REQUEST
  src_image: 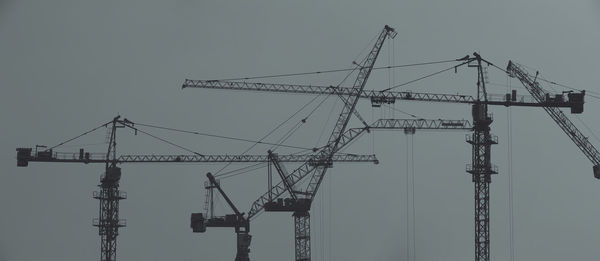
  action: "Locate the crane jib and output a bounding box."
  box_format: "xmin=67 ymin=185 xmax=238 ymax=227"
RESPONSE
xmin=182 ymin=80 xmax=581 ymax=111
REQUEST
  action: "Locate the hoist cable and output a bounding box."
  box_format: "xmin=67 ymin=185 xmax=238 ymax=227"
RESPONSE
xmin=538 ymin=75 xmax=600 ymax=99
xmin=575 ymin=115 xmax=600 ymax=144
xmin=320 ymin=177 xmax=325 ymax=261
xmin=52 ymin=142 xmax=108 ymax=149
xmin=269 ymin=94 xmax=336 ymax=152
xmin=507 ymin=75 xmax=515 ymax=261
xmin=46 ymin=120 xmax=112 ymax=151
xmin=217 ymin=163 xmax=268 ymax=180
xmin=538 ymin=76 xmax=600 ymax=96
xmin=269 ymin=121 xmax=303 ymax=152
xmin=316 ymin=97 xmax=338 ymax=148
xmin=122 ymin=124 xmax=204 ymax=156
xmin=389 ymin=39 xmax=394 ymax=119
xmin=411 ymin=135 xmax=416 ymax=261
xmin=508 ymin=104 xmax=515 ymax=261
xmin=392 ymin=38 xmax=396 ymax=89
xmin=381 ymin=104 xmax=420 ymax=118
xmin=382 ymin=60 xmax=471 ymax=92
xmin=328 ymin=168 xmax=333 ymax=261
xmin=351 ymin=32 xmax=380 ymax=69
xmin=371 ymin=107 xmax=375 ymax=154
xmin=405 ymin=134 xmax=410 ymax=261
xmin=207 ymin=59 xmax=461 ymax=82
xmin=133 ymin=122 xmax=314 ymax=151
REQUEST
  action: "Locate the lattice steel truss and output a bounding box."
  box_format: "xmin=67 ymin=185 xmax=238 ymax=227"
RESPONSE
xmin=293 ymin=212 xmax=310 ymax=261
xmin=93 ymin=166 xmax=126 ymax=261
xmin=467 ymin=114 xmax=497 ymax=261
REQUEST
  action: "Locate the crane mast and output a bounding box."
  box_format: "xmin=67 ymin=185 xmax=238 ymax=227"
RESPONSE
xmin=506 ymin=61 xmax=599 ymax=177
xmin=97 ymin=116 xmax=126 ymax=261
xmin=468 ymin=53 xmax=496 ymax=261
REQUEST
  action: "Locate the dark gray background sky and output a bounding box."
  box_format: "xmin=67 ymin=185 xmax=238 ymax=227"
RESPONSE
xmin=2 ymin=0 xmax=600 ymax=260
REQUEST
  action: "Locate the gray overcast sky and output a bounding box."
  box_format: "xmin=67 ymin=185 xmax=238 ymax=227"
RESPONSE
xmin=2 ymin=0 xmax=600 ymax=260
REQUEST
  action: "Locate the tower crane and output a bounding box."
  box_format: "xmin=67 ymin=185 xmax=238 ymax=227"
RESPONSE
xmin=191 ymin=172 xmax=252 ymax=261
xmin=15 ymin=116 xmax=378 ymax=261
xmin=184 ymin=50 xmax=585 ymax=260
xmin=506 ymin=61 xmax=599 ymax=177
